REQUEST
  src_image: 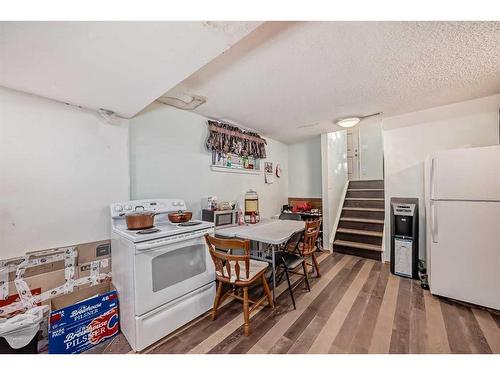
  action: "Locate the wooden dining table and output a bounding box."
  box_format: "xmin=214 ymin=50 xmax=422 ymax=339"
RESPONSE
xmin=215 ymin=219 xmax=305 ymax=301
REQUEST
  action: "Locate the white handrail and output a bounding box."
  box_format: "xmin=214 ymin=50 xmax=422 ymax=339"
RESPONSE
xmin=329 ymin=180 xmax=350 ymax=247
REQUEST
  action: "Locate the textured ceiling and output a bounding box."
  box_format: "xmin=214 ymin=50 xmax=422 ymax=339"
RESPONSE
xmin=167 ymin=21 xmax=500 ymax=143
xmin=0 ymin=21 xmax=261 ymax=117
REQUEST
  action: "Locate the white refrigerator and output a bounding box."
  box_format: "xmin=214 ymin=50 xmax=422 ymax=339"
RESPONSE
xmin=425 ymin=145 xmax=500 ymax=310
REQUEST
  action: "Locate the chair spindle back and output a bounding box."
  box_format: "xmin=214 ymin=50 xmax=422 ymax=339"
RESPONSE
xmin=204 ymin=234 xmax=251 ymax=282
xmin=301 ymin=220 xmax=321 ymax=256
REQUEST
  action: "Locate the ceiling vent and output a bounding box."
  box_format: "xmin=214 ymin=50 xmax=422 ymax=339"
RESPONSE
xmin=156 ymin=94 xmax=207 ymax=110
xmin=97 ymin=108 xmax=125 ymax=125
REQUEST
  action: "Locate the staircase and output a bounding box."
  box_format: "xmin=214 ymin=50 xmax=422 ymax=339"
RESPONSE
xmin=333 ymin=180 xmax=385 ymax=261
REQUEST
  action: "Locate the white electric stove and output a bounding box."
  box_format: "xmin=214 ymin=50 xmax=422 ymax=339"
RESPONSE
xmin=110 ymin=199 xmax=215 ymax=352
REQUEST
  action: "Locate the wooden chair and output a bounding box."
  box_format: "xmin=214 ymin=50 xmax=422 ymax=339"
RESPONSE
xmin=286 ymin=219 xmax=322 ymax=277
xmin=204 ymin=234 xmax=274 ymax=336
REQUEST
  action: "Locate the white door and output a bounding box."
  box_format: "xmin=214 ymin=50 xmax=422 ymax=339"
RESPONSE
xmin=428 ymin=200 xmax=500 ymax=310
xmin=134 ymin=234 xmax=215 ymax=315
xmin=358 ymin=120 xmax=384 ymax=180
xmin=430 ymin=145 xmax=500 ymax=200
xmin=346 ymin=128 xmax=359 ymax=180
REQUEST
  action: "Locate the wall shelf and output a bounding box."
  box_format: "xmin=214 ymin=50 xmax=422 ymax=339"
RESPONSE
xmin=210 ymin=165 xmax=261 ymax=175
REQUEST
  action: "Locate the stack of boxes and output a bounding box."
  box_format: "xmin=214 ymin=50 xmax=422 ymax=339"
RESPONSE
xmin=0 ymin=240 xmax=117 ymax=353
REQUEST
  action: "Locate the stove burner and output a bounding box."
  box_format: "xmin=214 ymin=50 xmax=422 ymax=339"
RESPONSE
xmin=178 ymin=221 xmax=202 ymax=227
xmin=136 ymin=228 xmax=161 ymax=234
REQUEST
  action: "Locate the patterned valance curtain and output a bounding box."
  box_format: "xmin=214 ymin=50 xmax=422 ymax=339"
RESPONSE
xmin=206 ymin=120 xmax=267 ymax=159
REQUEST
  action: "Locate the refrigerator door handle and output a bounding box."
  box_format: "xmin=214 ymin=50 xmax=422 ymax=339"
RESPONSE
xmin=430 ymin=157 xmax=437 ymax=200
xmin=431 ymin=201 xmax=438 ymax=243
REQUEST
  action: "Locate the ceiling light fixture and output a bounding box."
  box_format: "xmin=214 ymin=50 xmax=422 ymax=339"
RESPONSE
xmin=335 ymin=112 xmax=382 ymax=128
xmin=336 ymin=117 xmax=361 ymax=128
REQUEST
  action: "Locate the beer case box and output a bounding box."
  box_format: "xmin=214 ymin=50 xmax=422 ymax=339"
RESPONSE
xmin=48 ymin=302 xmax=119 ymax=354
xmin=49 ymin=290 xmax=118 ymax=331
xmin=48 ymin=283 xmax=119 ymax=354
xmin=50 ymin=282 xmax=115 ymax=309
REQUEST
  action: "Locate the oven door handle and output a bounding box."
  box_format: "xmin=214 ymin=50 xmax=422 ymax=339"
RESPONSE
xmin=135 ymin=230 xmax=210 ymax=251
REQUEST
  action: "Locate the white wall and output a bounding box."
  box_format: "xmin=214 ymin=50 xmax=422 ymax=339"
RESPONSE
xmin=0 ymin=87 xmax=130 ymax=259
xmin=129 ymin=103 xmax=289 ymax=219
xmin=383 ymin=93 xmax=500 ymax=261
xmin=288 ymin=136 xmax=322 ymax=198
xmin=359 ymin=119 xmax=384 ymax=180
xmin=321 ymin=131 xmax=348 ymax=250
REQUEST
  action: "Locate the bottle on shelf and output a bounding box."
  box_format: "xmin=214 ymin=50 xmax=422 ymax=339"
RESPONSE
xmin=250 ymin=212 xmax=257 ymax=224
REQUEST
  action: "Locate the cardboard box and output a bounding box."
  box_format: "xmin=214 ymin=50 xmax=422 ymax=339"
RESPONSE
xmin=49 ymin=283 xmax=119 ymax=354
xmin=3 ymin=254 xmax=66 ymax=282
xmin=5 ymin=257 xmax=111 ymax=296
xmin=0 ymin=239 xmax=114 ymax=351
xmin=2 ymin=257 xmax=112 ymax=315
xmin=6 ymin=268 xmax=67 ymax=298
xmin=75 ymin=258 xmax=111 ymax=292
xmin=2 ymin=239 xmax=111 ymax=282
xmin=76 ymin=258 xmax=111 ymax=279
xmin=76 ymin=240 xmax=111 ymax=265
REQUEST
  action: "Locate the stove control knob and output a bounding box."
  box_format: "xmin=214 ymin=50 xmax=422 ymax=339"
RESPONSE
xmin=125 ymin=205 xmax=132 ymax=210
xmin=114 ymin=205 xmax=123 ymax=212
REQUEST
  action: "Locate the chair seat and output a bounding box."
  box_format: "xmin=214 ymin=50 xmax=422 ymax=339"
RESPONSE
xmin=216 ymin=259 xmax=269 ymax=283
xmin=275 ymin=251 xmax=304 ymax=270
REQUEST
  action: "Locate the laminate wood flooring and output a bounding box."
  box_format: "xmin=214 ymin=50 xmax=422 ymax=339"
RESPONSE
xmin=86 ymin=253 xmax=500 ymax=354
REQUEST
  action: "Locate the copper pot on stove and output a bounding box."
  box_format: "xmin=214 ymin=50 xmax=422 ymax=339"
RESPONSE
xmin=121 ymin=206 xmax=159 ymax=230
xmin=168 ymin=210 xmax=193 ymax=223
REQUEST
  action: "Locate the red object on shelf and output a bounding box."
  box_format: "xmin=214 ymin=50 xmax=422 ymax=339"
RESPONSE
xmin=292 ymin=201 xmax=311 ymax=212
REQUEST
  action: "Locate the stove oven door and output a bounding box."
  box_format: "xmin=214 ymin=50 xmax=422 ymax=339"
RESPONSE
xmin=134 ymin=233 xmax=215 ymax=316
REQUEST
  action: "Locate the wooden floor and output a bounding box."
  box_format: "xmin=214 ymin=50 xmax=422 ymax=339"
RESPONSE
xmin=88 ymin=252 xmax=500 ymax=354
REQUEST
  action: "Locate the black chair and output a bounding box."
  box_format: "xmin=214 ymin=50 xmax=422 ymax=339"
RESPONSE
xmin=271 ymin=230 xmax=311 ymax=309
xmin=279 ymin=212 xmax=302 ymax=221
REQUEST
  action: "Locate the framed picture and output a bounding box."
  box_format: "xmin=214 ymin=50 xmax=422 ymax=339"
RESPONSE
xmin=264 ymin=162 xmax=273 ymax=174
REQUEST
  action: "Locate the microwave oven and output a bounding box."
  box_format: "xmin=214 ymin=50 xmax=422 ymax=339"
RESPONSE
xmin=202 ymin=209 xmax=238 ymax=228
